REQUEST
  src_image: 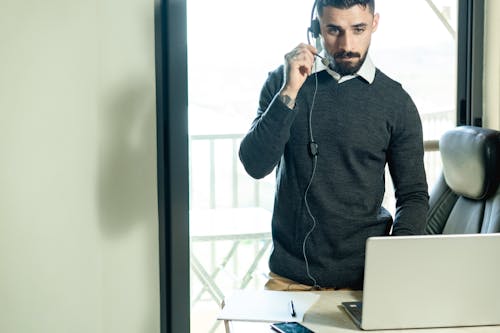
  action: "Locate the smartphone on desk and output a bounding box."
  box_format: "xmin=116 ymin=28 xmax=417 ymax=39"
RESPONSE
xmin=270 ymin=322 xmax=314 ymax=333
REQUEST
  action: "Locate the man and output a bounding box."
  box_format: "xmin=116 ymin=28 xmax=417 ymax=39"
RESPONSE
xmin=239 ymin=0 xmax=429 ymax=290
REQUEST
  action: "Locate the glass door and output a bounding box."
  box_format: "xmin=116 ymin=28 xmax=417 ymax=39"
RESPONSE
xmin=187 ymin=1 xmax=458 ymax=331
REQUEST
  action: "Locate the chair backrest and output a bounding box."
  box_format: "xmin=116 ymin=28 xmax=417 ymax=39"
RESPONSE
xmin=425 ymin=126 xmax=500 ymax=234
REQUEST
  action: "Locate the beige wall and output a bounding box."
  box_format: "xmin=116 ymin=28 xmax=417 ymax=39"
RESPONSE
xmin=484 ymin=0 xmax=500 ymax=130
xmin=0 ymin=1 xmax=159 ymax=332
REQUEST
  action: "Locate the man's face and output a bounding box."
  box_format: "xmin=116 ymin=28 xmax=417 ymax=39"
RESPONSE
xmin=319 ymin=5 xmax=379 ymax=75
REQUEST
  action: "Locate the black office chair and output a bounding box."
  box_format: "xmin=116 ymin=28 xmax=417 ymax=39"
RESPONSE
xmin=425 ymin=126 xmax=500 ymax=234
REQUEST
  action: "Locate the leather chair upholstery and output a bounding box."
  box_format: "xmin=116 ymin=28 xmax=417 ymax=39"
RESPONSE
xmin=425 ymin=126 xmax=500 ymax=234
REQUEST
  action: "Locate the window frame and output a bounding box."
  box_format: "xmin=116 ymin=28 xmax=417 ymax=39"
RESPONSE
xmin=155 ymin=0 xmax=482 ymax=331
xmin=154 ymin=0 xmax=190 ymax=332
xmin=457 ymin=0 xmax=484 ymax=126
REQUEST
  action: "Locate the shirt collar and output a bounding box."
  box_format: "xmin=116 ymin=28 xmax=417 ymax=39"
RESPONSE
xmin=312 ymin=51 xmax=376 ymax=84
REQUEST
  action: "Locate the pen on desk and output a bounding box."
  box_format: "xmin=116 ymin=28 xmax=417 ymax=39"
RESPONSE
xmin=290 ymin=299 xmax=296 ymax=317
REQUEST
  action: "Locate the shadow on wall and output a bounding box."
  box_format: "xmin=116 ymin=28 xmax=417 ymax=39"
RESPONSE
xmin=97 ymin=74 xmax=158 ymax=333
xmin=94 ymin=2 xmax=160 ymax=331
xmin=97 ymin=78 xmax=157 ymax=237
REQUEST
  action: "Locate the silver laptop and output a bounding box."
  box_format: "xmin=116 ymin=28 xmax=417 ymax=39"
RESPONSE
xmin=342 ymin=233 xmax=500 ymax=330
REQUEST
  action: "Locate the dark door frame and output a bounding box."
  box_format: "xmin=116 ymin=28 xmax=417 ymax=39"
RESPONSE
xmin=457 ymin=0 xmax=484 ymax=126
xmin=154 ymin=0 xmax=190 ymax=332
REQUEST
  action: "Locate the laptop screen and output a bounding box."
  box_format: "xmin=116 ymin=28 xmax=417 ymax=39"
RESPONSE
xmin=358 ymin=234 xmax=500 ymax=330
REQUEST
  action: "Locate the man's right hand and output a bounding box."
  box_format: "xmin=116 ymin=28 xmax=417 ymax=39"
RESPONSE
xmin=279 ymin=43 xmax=318 ymax=108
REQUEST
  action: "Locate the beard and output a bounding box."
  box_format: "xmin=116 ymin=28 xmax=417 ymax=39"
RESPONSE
xmin=326 ymin=50 xmax=368 ymax=76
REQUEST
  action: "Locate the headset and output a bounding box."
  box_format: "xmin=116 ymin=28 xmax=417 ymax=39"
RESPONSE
xmin=308 ymin=0 xmax=321 ymax=42
xmin=307 ymin=1 xmax=333 ymax=70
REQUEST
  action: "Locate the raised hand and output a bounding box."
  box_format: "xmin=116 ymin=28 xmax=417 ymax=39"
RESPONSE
xmin=279 ymin=43 xmax=318 ymax=108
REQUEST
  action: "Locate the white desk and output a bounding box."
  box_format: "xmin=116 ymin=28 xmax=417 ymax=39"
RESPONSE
xmin=224 ymin=290 xmax=500 ymax=333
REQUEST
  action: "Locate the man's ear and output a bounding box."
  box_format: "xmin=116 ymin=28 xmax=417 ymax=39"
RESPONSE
xmin=372 ymin=13 xmax=380 ymax=32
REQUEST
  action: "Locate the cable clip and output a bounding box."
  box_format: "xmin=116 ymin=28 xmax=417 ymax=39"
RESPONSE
xmin=308 ymin=141 xmax=319 ymax=157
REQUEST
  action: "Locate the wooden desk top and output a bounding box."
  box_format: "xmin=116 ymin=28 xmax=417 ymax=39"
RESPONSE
xmin=225 ymin=290 xmax=500 ymax=333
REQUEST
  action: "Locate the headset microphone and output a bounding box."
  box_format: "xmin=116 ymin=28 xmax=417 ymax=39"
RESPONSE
xmin=314 ymin=52 xmax=331 ymax=69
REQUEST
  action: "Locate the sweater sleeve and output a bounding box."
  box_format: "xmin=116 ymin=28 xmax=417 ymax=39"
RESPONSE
xmin=239 ymin=66 xmax=299 ymax=179
xmin=388 ymin=95 xmax=430 ymax=235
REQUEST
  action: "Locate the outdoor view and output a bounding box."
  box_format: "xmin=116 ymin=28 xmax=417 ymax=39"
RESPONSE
xmin=187 ymin=0 xmax=457 ymax=332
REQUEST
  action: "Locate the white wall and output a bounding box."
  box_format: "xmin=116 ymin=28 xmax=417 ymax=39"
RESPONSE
xmin=0 ymin=1 xmax=159 ymax=332
xmin=484 ymin=0 xmax=500 ymax=130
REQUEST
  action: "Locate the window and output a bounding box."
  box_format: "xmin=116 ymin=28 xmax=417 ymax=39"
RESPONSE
xmin=185 ymin=1 xmax=458 ymax=332
xmin=372 ymin=0 xmax=458 ymax=211
xmin=372 ymin=0 xmax=458 ymax=141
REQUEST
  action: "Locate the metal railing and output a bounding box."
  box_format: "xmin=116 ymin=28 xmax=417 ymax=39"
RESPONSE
xmin=189 ymin=135 xmax=443 ymax=213
xmin=189 ymin=133 xmax=268 ymax=211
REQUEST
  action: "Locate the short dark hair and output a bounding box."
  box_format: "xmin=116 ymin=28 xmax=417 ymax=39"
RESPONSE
xmin=316 ymin=0 xmax=375 ymax=16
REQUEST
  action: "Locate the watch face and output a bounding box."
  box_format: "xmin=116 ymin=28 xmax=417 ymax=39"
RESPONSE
xmin=270 ymin=322 xmax=314 ymax=333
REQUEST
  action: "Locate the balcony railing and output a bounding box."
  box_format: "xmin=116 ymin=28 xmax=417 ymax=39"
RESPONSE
xmin=190 ymin=134 xmax=442 ymax=213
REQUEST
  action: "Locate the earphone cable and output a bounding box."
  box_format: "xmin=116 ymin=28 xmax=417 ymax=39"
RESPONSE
xmin=303 ymin=154 xmax=319 ymax=288
xmin=302 ymin=62 xmax=321 ymax=289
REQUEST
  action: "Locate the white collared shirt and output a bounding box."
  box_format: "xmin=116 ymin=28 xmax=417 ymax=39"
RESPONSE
xmin=312 ymin=51 xmax=376 ymax=84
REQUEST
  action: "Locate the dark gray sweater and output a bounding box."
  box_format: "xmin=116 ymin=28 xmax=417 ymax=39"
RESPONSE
xmin=239 ymin=66 xmax=429 ymax=289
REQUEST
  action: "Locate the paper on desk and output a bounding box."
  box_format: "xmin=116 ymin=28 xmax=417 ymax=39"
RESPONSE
xmin=217 ymin=289 xmax=320 ymax=323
